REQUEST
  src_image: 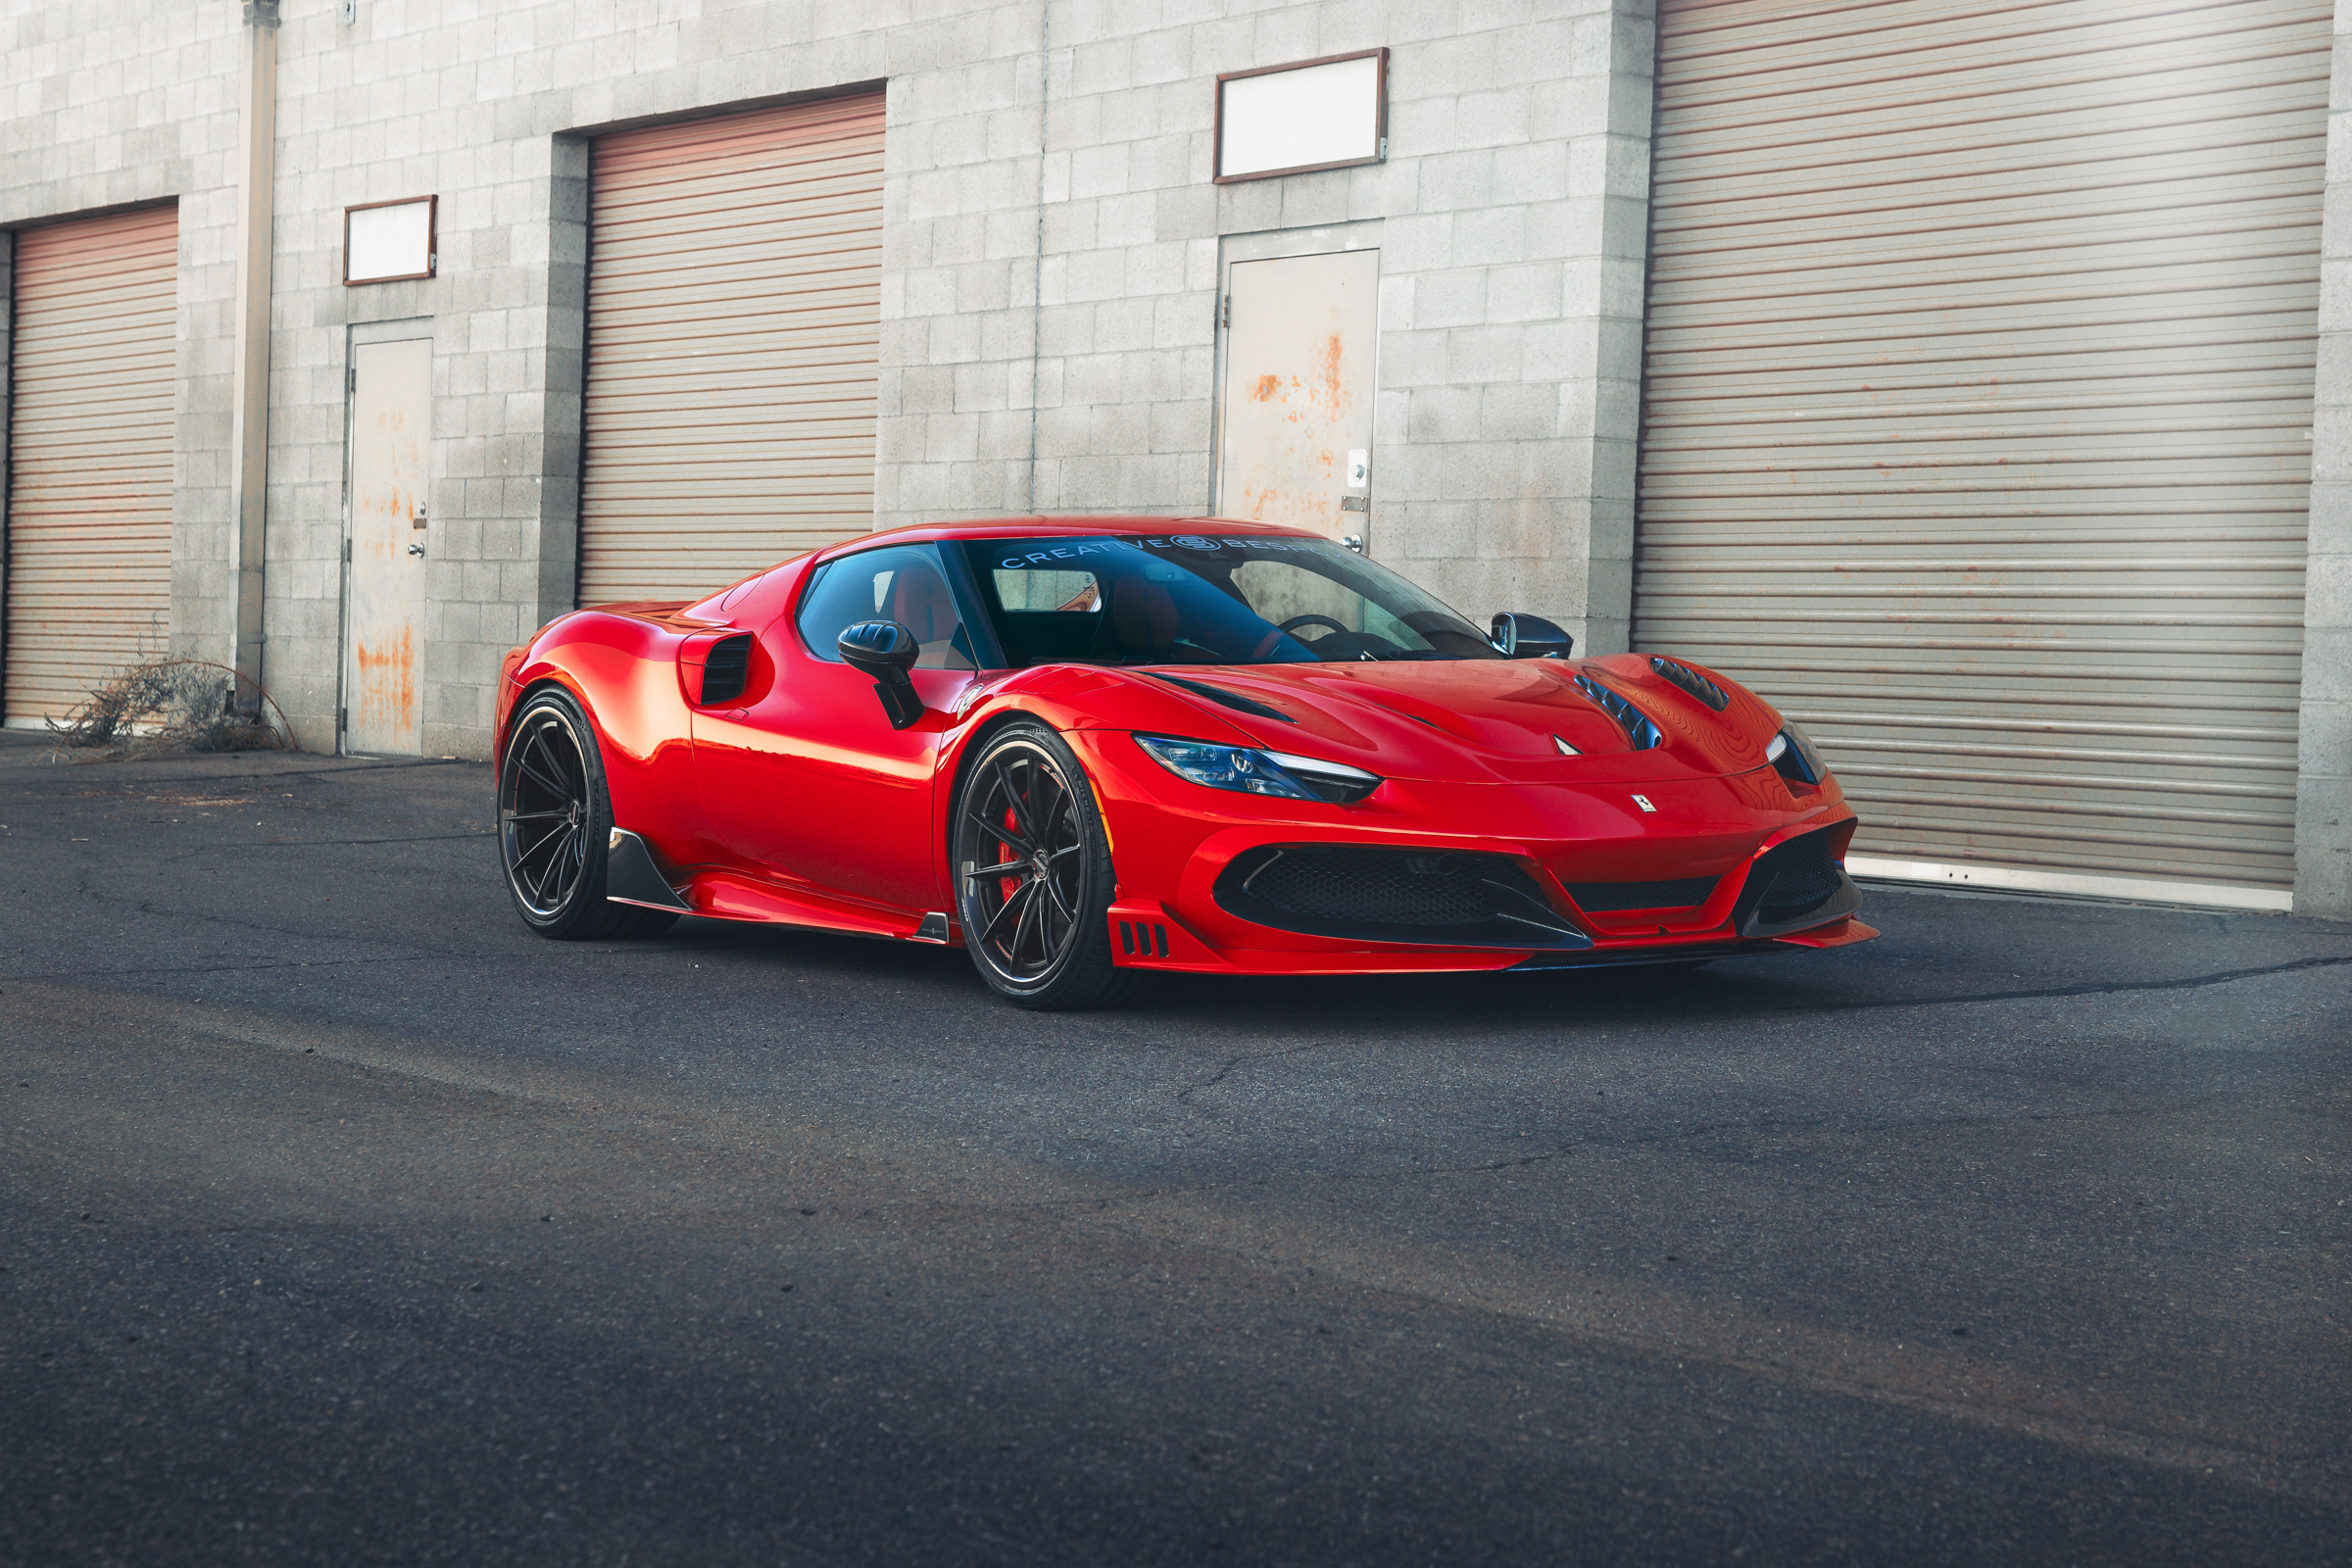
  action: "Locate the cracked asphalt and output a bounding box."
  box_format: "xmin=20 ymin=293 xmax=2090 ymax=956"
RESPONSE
xmin=2 ymin=728 xmax=2348 ymax=1566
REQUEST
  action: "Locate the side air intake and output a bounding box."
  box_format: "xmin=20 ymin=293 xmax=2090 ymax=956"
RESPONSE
xmin=1573 ymin=675 xmax=1663 ymax=751
xmin=700 ymin=634 xmax=753 ymax=706
xmin=1648 ymin=657 xmax=1729 ymax=711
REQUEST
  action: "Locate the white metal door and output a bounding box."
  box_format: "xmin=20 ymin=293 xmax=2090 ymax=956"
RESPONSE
xmin=343 ymin=338 xmax=431 ymax=756
xmin=1217 ymin=249 xmax=1380 ymax=542
xmin=1634 ymin=0 xmax=2329 ymax=907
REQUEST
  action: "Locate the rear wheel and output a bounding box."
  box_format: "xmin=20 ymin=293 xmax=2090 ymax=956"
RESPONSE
xmin=499 ymin=687 xmax=678 ymax=942
xmin=953 ymin=724 xmax=1139 ymax=1009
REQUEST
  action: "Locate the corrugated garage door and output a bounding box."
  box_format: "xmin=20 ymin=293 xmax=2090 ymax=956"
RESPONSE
xmin=578 ymin=94 xmax=885 ymax=606
xmin=5 ymin=205 xmax=176 ymax=723
xmin=1634 ymin=0 xmax=2328 ymax=907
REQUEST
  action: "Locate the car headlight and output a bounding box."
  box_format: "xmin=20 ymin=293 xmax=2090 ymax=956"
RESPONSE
xmin=1766 ymin=722 xmax=1828 ymax=786
xmin=1132 ymin=734 xmax=1382 ymax=805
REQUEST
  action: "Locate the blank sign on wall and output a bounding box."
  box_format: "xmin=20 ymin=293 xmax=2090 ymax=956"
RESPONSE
xmin=344 ymin=196 xmax=435 ymax=284
xmin=1215 ymin=50 xmax=1388 ymax=183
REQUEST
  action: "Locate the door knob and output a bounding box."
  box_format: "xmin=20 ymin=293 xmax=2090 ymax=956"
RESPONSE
xmin=1342 ymin=534 xmax=1364 ymax=554
xmin=408 ymin=543 xmax=426 ymax=558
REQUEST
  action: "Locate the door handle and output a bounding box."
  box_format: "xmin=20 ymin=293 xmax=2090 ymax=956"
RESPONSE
xmin=407 ymin=543 xmax=426 ymax=558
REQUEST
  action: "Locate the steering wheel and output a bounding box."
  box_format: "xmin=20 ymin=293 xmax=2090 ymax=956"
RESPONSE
xmin=1276 ymin=613 xmax=1354 ymax=638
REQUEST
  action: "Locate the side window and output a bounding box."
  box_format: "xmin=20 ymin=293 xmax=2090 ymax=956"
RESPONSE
xmin=796 ymin=544 xmax=976 ymax=670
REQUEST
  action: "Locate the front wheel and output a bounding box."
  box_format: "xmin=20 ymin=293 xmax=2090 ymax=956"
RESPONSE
xmin=953 ymin=724 xmax=1140 ymax=1010
xmin=499 ymin=687 xmax=678 ymax=942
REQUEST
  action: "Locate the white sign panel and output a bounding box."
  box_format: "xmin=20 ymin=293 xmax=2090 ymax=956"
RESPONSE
xmin=1216 ymin=51 xmax=1387 ymax=183
xmin=345 ymin=197 xmax=436 ymax=284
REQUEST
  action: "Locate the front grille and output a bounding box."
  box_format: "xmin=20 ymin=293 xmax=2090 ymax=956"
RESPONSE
xmin=1215 ymin=846 xmax=1590 ymax=950
xmin=1564 ymin=875 xmax=1720 ymax=912
xmin=1733 ymin=829 xmax=1859 ymax=936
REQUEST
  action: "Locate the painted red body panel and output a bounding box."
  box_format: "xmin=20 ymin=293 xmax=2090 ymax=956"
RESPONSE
xmin=494 ymin=515 xmax=1875 ymax=973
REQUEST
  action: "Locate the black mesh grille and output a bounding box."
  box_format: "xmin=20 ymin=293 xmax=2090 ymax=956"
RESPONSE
xmin=1564 ymin=875 xmax=1720 ymax=912
xmin=1215 ymin=846 xmax=1589 ymax=950
xmin=1250 ymin=849 xmax=1497 ymax=925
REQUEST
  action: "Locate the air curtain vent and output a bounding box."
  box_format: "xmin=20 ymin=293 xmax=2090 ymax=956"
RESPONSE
xmin=1573 ymin=675 xmax=1663 ymax=751
xmin=700 ymin=634 xmax=753 ymax=706
xmin=1648 ymin=657 xmax=1728 ymax=711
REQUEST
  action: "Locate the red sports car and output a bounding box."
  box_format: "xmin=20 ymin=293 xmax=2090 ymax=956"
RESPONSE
xmin=493 ymin=516 xmax=1875 ymax=1008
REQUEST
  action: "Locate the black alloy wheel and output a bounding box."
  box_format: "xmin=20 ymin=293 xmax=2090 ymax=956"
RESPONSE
xmin=498 ymin=688 xmax=677 ymax=942
xmin=953 ymin=724 xmax=1139 ymax=1009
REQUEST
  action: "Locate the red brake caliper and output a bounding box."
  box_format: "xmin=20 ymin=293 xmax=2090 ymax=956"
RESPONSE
xmin=999 ymin=804 xmax=1023 ymax=903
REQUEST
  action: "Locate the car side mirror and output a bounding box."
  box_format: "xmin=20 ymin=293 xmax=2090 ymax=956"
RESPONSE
xmin=837 ymin=619 xmax=924 ymax=729
xmin=1491 ymin=612 xmax=1574 ymax=660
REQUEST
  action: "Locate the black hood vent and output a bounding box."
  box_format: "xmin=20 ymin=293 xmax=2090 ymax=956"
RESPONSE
xmin=1147 ymin=672 xmax=1297 ymax=724
xmin=1649 ymin=657 xmax=1728 ymax=710
xmin=1573 ymin=675 xmax=1663 ymax=750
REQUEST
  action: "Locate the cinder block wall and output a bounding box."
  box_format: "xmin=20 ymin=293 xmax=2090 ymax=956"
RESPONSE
xmin=878 ymin=0 xmax=1659 ymax=651
xmin=8 ymin=0 xmax=1656 ymax=759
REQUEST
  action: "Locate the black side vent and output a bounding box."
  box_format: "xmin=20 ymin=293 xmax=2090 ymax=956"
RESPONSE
xmin=700 ymin=635 xmax=753 ymax=706
xmin=1117 ymin=920 xmax=1171 ymax=959
xmin=1649 ymin=657 xmax=1729 ymax=711
xmin=1564 ymin=875 xmax=1720 ymax=913
xmin=1573 ymin=675 xmax=1663 ymax=750
xmin=1148 ymin=672 xmax=1297 ymax=723
xmin=1732 ymin=830 xmax=1861 ymax=937
xmin=1215 ymin=846 xmax=1591 ymax=950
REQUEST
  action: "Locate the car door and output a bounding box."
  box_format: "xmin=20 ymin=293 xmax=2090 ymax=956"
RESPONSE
xmin=690 ymin=544 xmax=980 ymax=915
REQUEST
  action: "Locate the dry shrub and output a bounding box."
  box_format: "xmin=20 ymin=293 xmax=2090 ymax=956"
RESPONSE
xmin=46 ymin=658 xmax=299 ymax=760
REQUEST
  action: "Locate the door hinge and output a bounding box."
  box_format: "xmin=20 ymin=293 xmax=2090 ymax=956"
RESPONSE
xmin=342 ymin=538 xmax=352 ymax=563
xmin=1219 ymin=294 xmax=1229 ymax=329
xmin=337 ymin=707 xmax=347 ymax=733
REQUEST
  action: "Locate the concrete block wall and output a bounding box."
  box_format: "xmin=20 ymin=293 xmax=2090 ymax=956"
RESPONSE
xmin=877 ymin=0 xmax=1659 ymax=651
xmin=0 ymin=0 xmax=243 ymax=697
xmin=10 ymin=0 xmax=1655 ymax=757
xmin=259 ymin=0 xmax=897 ymax=755
xmin=2297 ymin=0 xmax=2352 ymax=918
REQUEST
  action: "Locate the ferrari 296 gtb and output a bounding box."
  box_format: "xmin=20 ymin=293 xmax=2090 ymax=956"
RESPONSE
xmin=493 ymin=516 xmax=1875 ymax=1007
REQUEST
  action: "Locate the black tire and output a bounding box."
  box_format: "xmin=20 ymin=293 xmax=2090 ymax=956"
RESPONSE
xmin=953 ymin=723 xmax=1141 ymax=1010
xmin=499 ymin=686 xmax=679 ymax=942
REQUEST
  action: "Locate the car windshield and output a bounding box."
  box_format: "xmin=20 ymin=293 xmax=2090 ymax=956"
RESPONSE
xmin=956 ymin=533 xmax=1503 ymax=667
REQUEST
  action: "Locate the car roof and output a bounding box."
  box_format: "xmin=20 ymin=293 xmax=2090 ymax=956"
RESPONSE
xmin=809 ymin=514 xmax=1329 ymax=564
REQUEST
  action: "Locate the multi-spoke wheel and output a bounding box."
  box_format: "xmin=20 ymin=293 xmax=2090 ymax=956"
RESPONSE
xmin=953 ymin=724 xmax=1139 ymax=1009
xmin=499 ymin=687 xmax=677 ymax=942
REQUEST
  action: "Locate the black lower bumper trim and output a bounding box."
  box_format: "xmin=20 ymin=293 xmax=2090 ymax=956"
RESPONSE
xmin=1215 ymin=845 xmax=1592 ymax=950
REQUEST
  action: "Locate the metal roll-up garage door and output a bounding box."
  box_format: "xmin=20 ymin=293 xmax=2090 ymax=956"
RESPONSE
xmin=579 ymin=94 xmax=885 ymax=606
xmin=5 ymin=205 xmax=176 ymax=723
xmin=1633 ymin=0 xmax=2328 ymax=908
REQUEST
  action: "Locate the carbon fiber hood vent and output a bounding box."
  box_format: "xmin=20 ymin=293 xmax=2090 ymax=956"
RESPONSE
xmin=1573 ymin=675 xmax=1663 ymax=750
xmin=1649 ymin=657 xmax=1728 ymax=710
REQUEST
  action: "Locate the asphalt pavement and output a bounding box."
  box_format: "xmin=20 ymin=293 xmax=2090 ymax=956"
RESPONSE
xmin=2 ymin=727 xmax=2347 ymax=1566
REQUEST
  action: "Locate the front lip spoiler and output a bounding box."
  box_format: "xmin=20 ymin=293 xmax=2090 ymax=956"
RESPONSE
xmin=1506 ymin=939 xmax=1794 ymax=971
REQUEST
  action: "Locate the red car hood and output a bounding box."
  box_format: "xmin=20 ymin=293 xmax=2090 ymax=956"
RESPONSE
xmin=1121 ymin=657 xmax=1783 ymax=786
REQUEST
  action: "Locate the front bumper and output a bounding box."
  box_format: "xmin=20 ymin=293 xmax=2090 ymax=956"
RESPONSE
xmin=1071 ymin=729 xmax=1874 ymax=976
